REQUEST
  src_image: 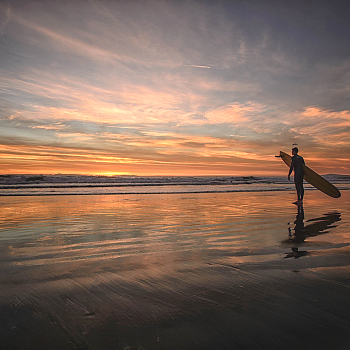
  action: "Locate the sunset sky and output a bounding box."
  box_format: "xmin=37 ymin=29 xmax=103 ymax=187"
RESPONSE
xmin=1 ymin=0 xmax=349 ymax=176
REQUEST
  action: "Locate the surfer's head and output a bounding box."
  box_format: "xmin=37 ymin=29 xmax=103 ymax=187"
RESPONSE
xmin=292 ymin=147 xmax=298 ymax=155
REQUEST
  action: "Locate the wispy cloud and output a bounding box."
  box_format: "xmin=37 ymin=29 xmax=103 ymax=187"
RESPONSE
xmin=205 ymin=102 xmax=266 ymax=124
xmin=0 ymin=3 xmax=11 ymax=35
xmin=186 ymin=65 xmax=212 ymax=69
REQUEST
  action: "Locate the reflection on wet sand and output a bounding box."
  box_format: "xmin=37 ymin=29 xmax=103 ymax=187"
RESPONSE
xmin=0 ymin=191 xmax=350 ymax=349
xmin=282 ymin=205 xmax=341 ymax=258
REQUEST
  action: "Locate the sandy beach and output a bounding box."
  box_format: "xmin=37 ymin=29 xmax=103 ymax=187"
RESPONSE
xmin=0 ymin=190 xmax=349 ymax=349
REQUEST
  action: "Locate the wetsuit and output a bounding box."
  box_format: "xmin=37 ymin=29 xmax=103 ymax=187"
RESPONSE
xmin=289 ymin=155 xmax=305 ymax=201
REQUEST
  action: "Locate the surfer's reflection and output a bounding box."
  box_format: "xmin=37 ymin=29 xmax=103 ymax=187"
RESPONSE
xmin=282 ymin=206 xmax=341 ymax=259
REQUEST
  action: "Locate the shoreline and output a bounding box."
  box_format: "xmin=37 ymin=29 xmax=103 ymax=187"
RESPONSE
xmin=1 ymin=187 xmax=349 ymax=197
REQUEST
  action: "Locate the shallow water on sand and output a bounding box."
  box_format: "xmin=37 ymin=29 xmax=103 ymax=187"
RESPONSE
xmin=0 ymin=191 xmax=349 ymax=349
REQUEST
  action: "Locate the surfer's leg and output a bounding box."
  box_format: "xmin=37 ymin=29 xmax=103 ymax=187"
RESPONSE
xmin=300 ymin=180 xmax=304 ymax=201
xmin=294 ymin=177 xmax=299 ymax=200
xmin=295 ymin=176 xmax=304 ymax=201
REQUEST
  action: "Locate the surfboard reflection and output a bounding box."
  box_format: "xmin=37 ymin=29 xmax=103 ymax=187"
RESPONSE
xmin=282 ymin=206 xmax=341 ymax=259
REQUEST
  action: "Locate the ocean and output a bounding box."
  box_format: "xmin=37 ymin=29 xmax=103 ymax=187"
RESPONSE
xmin=1 ymin=174 xmax=350 ymax=196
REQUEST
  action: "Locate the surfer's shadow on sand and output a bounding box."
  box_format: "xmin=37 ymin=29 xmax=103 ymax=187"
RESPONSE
xmin=281 ymin=206 xmax=341 ymax=259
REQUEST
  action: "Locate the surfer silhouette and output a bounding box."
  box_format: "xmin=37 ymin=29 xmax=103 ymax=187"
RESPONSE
xmin=288 ymin=147 xmax=305 ymax=205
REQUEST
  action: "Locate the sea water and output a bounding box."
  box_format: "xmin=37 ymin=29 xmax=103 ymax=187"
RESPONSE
xmin=1 ymin=174 xmax=349 ymax=196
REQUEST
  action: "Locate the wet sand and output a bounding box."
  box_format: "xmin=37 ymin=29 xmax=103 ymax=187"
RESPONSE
xmin=0 ymin=191 xmax=349 ymax=349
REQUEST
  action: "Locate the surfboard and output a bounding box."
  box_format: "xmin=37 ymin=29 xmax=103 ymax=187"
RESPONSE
xmin=277 ymin=151 xmax=341 ymax=198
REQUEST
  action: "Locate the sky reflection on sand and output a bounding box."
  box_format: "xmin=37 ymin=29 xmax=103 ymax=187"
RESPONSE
xmin=0 ymin=191 xmax=350 ymax=349
xmin=0 ymin=191 xmax=349 ymax=272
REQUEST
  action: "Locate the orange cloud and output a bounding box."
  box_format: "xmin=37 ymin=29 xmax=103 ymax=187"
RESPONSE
xmin=205 ymin=102 xmax=265 ymax=124
xmin=294 ymin=107 xmax=350 ymax=147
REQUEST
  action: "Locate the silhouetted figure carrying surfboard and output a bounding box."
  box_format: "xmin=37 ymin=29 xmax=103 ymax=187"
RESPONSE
xmin=288 ymin=147 xmax=305 ymax=205
xmin=277 ymin=149 xmax=340 ymax=199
